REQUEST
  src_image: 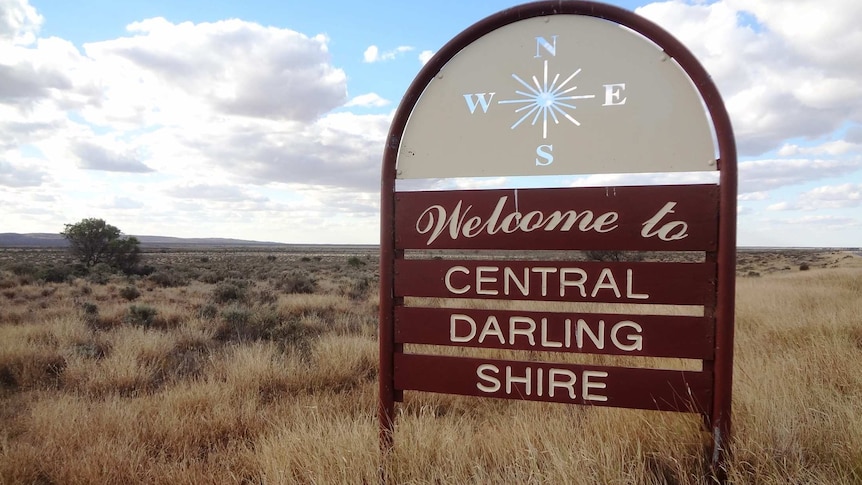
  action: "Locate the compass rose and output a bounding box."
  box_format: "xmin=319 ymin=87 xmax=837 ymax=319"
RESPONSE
xmin=498 ymin=60 xmax=596 ymax=139
xmin=460 ymin=35 xmax=627 ymax=167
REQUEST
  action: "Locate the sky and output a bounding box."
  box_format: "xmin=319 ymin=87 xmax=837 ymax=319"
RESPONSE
xmin=1 ymin=0 xmax=860 ymax=247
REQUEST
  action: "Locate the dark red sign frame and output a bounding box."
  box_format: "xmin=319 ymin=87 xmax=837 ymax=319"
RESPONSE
xmin=379 ymin=1 xmax=736 ymax=478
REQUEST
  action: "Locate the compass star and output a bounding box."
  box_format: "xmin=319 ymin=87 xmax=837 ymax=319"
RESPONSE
xmin=498 ymin=60 xmax=596 ymax=139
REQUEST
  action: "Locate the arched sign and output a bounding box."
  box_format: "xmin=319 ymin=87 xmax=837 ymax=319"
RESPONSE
xmin=379 ymin=0 xmax=736 ymax=475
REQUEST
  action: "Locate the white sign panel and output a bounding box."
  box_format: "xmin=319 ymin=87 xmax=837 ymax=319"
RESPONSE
xmin=397 ymin=15 xmax=716 ymax=179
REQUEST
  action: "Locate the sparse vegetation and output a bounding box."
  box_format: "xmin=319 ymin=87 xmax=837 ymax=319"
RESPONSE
xmin=0 ymin=247 xmax=859 ymax=483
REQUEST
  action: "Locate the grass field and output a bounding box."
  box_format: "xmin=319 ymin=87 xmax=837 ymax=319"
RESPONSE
xmin=0 ymin=247 xmax=860 ymax=484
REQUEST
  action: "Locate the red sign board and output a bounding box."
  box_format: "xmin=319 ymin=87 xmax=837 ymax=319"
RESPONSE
xmin=395 ymin=184 xmax=719 ymax=251
xmin=379 ymin=1 xmax=736 ymax=476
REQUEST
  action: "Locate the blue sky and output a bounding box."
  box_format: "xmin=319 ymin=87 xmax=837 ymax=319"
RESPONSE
xmin=1 ymin=0 xmax=861 ymax=246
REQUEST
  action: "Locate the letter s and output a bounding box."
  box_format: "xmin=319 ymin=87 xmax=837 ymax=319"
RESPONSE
xmin=535 ymin=144 xmax=553 ymax=166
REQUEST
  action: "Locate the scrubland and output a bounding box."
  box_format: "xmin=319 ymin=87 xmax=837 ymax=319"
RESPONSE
xmin=0 ymin=247 xmax=860 ymax=484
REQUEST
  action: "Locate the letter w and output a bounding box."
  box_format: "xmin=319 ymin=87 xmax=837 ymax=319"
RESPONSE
xmin=463 ymin=93 xmax=495 ymax=114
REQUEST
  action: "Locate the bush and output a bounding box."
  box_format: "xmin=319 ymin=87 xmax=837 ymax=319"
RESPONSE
xmin=274 ymin=271 xmax=316 ymax=294
xmin=38 ymin=265 xmax=76 ymax=283
xmin=800 ymin=263 xmax=810 ymax=271
xmin=347 ymin=256 xmax=364 ymax=268
xmin=86 ymin=262 xmax=114 ymax=285
xmin=79 ymin=302 xmax=99 ymax=326
xmin=149 ymin=271 xmax=186 ymax=288
xmin=198 ymin=303 xmax=218 ymax=320
xmin=119 ymin=285 xmax=141 ymax=301
xmin=221 ymin=305 xmax=251 ymax=327
xmin=212 ymin=279 xmax=249 ymax=304
xmin=125 ymin=304 xmax=157 ymax=328
xmin=346 ymin=276 xmax=372 ymax=300
xmin=9 ymin=262 xmax=36 ymax=277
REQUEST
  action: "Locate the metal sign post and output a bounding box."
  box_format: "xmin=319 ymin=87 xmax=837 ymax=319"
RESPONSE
xmin=379 ymin=1 xmax=736 ymax=478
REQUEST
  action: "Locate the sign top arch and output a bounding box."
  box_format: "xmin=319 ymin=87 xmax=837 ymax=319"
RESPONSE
xmin=385 ymin=1 xmax=736 ymax=182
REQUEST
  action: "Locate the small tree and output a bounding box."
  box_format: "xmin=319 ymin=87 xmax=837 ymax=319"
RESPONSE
xmin=61 ymin=218 xmax=141 ymax=273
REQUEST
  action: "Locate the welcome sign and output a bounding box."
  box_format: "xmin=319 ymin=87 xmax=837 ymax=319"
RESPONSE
xmin=379 ymin=0 xmax=737 ymax=474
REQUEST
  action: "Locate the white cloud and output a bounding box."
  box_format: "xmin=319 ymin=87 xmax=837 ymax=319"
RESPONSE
xmin=362 ymin=44 xmax=413 ymax=63
xmin=100 ymin=196 xmax=143 ymax=210
xmin=344 ymin=92 xmax=389 ymax=108
xmin=738 ymin=158 xmax=862 ymax=194
xmin=83 ymin=18 xmax=346 ymax=123
xmin=0 ymin=158 xmax=45 ymax=186
xmin=165 ymin=183 xmax=267 ymax=203
xmin=777 ymin=140 xmax=858 ymax=157
xmin=72 ymin=140 xmax=153 ymax=173
xmin=0 ymin=0 xmax=42 ymax=45
xmin=362 ymin=45 xmax=379 ymax=63
xmin=418 ymin=50 xmax=434 ymax=65
xmin=738 ymin=191 xmax=768 ymax=201
xmin=781 ymin=215 xmax=859 ymax=228
xmin=637 ymin=1 xmax=862 ymax=156
xmin=769 ymin=183 xmax=862 ymax=211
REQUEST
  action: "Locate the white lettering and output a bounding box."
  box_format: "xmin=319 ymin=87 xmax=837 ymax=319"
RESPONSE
xmin=626 ymin=269 xmax=649 ymax=299
xmin=476 ymin=364 xmax=500 ymax=392
xmin=548 ymin=369 xmax=577 ymax=399
xmin=591 ymin=268 xmax=621 ymax=298
xmin=582 ymin=370 xmax=609 ymax=402
xmin=444 ymin=266 xmax=470 ymax=294
xmin=577 ymin=318 xmax=605 ymax=350
xmin=641 ymin=202 xmax=689 ymax=241
xmin=478 ymin=316 xmax=505 ymax=344
xmin=476 ymin=266 xmax=499 ymax=295
xmin=450 ymin=314 xmax=476 ymax=343
xmin=443 ymin=265 xmax=651 ymax=302
xmin=540 ymin=318 xmax=563 ymax=348
xmin=506 ymin=366 xmax=532 ymax=395
xmin=509 ymin=316 xmax=536 ymax=346
xmin=536 ymin=144 xmax=554 ymax=166
xmin=535 ymin=35 xmax=557 ymax=58
xmin=531 ymin=267 xmax=556 ymax=297
xmin=474 ymin=365 xmax=609 ymax=402
xmin=463 ymin=93 xmax=496 ymax=113
xmin=415 ymin=196 xmax=624 ymax=245
xmin=602 ymin=83 xmax=626 ymax=106
xmin=503 ymin=267 xmax=529 ymax=296
xmin=610 ymin=321 xmax=643 ymax=352
xmin=448 ymin=313 xmax=643 ymax=353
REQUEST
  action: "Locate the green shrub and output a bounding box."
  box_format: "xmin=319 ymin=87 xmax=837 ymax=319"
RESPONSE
xmin=9 ymin=262 xmax=36 ymax=277
xmin=38 ymin=265 xmax=76 ymax=283
xmin=347 ymin=256 xmax=364 ymax=268
xmin=212 ymin=279 xmax=249 ymax=303
xmin=119 ymin=285 xmax=141 ymax=301
xmin=126 ymin=304 xmax=157 ymax=327
xmin=198 ymin=303 xmax=218 ymax=320
xmin=79 ymin=302 xmax=99 ymax=326
xmin=149 ymin=271 xmax=186 ymax=287
xmin=274 ymin=271 xmax=316 ymax=294
xmin=85 ymin=262 xmax=115 ymax=285
xmin=346 ymin=276 xmax=372 ymax=300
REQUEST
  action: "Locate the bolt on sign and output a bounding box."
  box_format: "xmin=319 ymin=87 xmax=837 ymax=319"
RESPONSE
xmin=379 ymin=0 xmax=737 ymax=476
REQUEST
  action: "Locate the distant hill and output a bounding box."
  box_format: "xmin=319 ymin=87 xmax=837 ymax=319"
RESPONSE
xmin=0 ymin=233 xmax=287 ymax=248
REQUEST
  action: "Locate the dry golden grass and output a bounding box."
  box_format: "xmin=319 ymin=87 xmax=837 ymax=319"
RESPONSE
xmin=0 ymin=248 xmax=860 ymax=484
